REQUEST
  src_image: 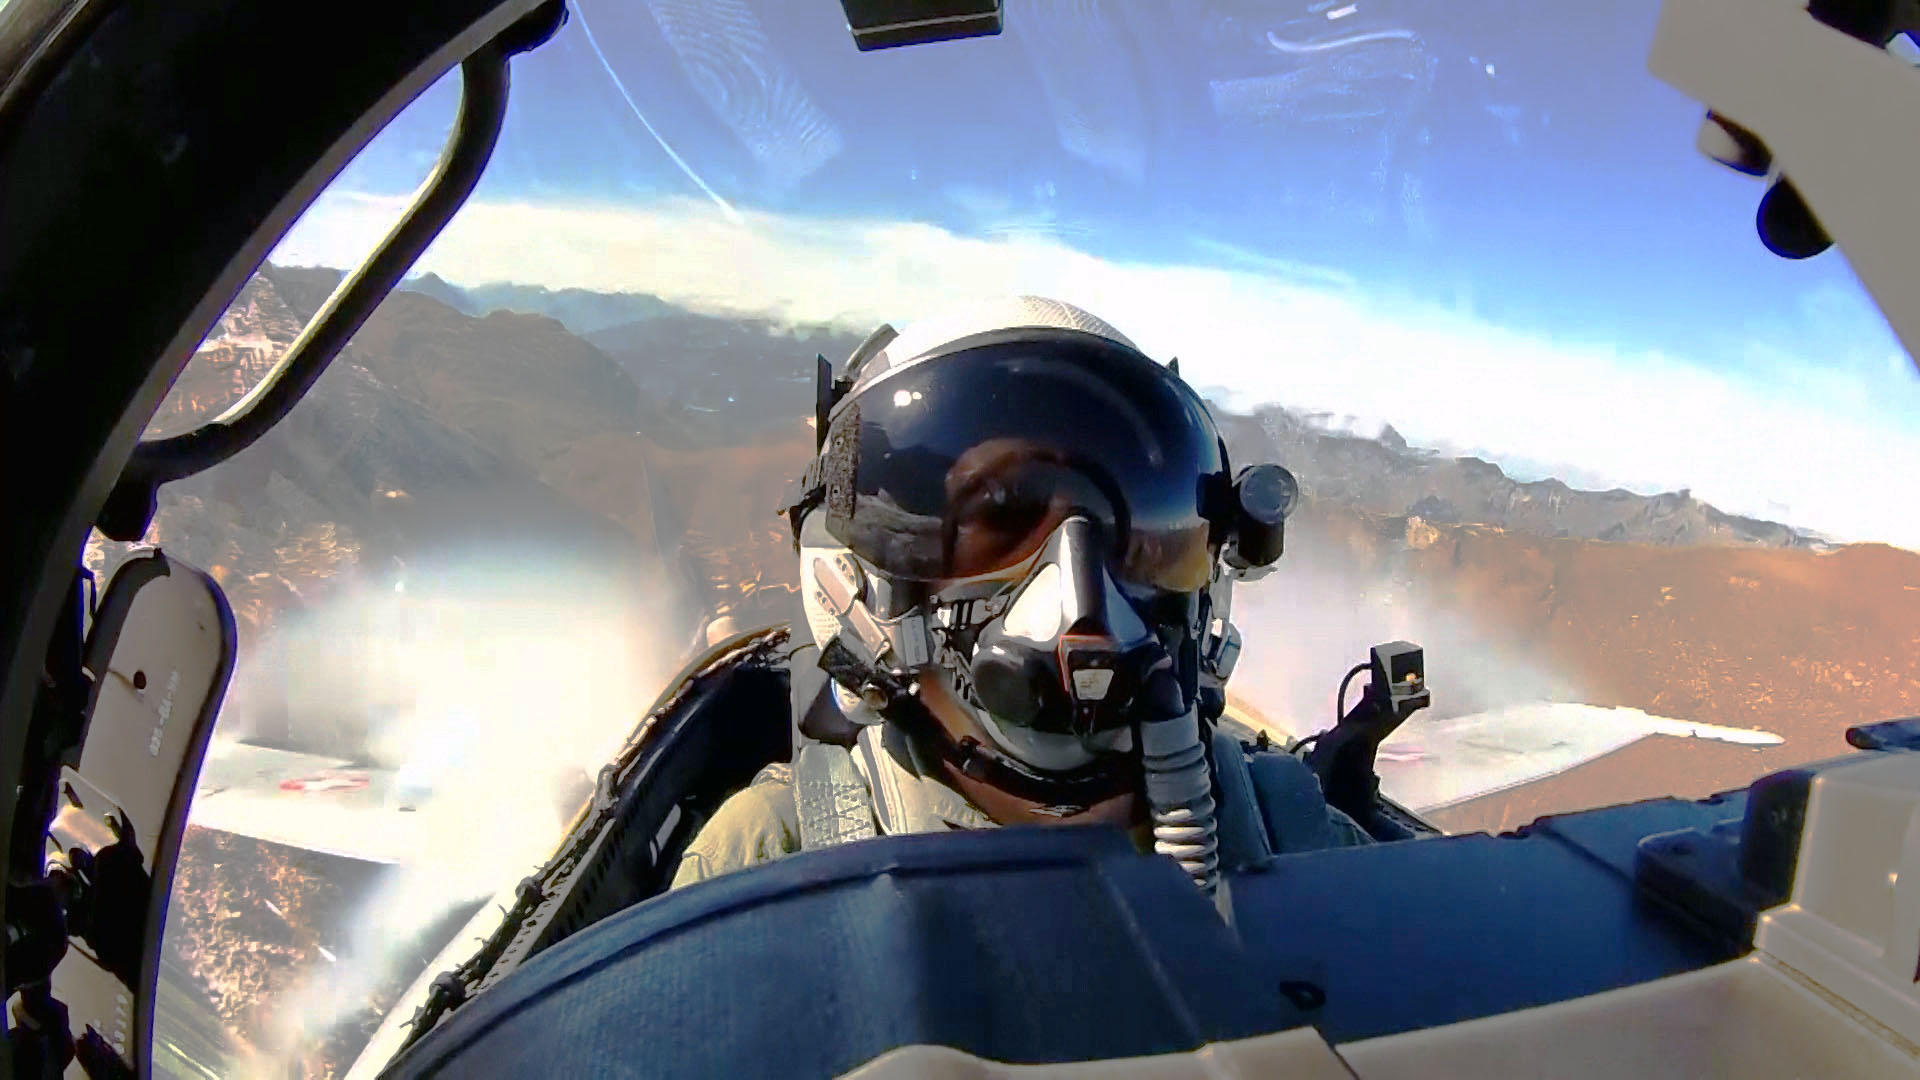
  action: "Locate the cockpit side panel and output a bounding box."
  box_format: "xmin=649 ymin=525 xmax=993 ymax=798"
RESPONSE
xmin=383 ymin=827 xmax=1303 ymax=1078
xmin=384 ymin=786 xmax=1749 ymax=1078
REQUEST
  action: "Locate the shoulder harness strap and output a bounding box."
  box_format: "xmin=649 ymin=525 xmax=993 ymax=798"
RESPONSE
xmin=792 ymin=741 xmax=878 ymax=852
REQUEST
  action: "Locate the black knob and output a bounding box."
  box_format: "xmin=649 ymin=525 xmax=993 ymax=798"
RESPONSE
xmin=1227 ymin=464 xmax=1295 ymax=568
xmin=1757 ymin=178 xmax=1832 ymax=260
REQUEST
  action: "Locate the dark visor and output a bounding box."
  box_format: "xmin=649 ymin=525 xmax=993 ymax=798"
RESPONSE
xmin=819 ymin=330 xmax=1226 ymax=590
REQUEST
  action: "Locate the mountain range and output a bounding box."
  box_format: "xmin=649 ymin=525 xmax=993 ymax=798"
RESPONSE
xmin=121 ymin=262 xmax=1840 ymax=659
xmin=401 ymin=268 xmax=1827 ymax=549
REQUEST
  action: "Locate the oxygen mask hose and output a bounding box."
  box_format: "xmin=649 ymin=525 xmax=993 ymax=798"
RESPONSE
xmin=1137 ymin=665 xmax=1220 ymax=895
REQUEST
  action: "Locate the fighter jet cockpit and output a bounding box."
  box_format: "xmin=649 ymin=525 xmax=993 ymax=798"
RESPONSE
xmin=4 ymin=1 xmax=1920 ymax=1077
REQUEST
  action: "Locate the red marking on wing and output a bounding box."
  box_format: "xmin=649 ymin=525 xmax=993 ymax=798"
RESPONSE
xmin=278 ymin=772 xmax=371 ymax=794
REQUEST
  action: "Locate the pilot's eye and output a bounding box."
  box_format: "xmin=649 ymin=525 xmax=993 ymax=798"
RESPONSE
xmin=968 ymin=479 xmax=1041 ymax=528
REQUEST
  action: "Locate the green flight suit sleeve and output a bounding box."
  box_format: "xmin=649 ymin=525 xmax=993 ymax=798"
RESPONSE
xmin=669 ymin=764 xmax=802 ymax=889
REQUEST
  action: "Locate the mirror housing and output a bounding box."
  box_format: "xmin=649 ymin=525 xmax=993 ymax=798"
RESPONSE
xmin=840 ymin=0 xmax=1002 ymax=51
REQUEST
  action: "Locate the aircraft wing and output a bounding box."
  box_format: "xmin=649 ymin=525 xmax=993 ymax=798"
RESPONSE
xmin=1222 ymin=696 xmax=1783 ymax=815
xmin=1372 ymin=703 xmax=1782 ymax=813
xmin=187 ymin=741 xmax=423 ymax=864
xmin=205 ymin=697 xmax=1785 ymax=861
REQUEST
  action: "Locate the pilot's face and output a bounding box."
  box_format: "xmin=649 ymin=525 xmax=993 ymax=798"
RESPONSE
xmin=941 ymin=437 xmax=1113 ymax=585
xmin=938 ymin=437 xmax=1213 ymax=594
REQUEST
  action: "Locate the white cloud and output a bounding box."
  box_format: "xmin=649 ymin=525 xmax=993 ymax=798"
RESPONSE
xmin=274 ymin=191 xmax=1920 ymax=548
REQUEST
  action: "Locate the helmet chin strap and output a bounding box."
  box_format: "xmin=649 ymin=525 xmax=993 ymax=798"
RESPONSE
xmin=799 ymin=547 xmax=1146 ymax=814
xmin=941 ymin=636 xmax=1222 ymax=894
xmin=887 ymin=684 xmax=1142 ymax=814
xmin=798 ymin=522 xmax=1227 ymax=893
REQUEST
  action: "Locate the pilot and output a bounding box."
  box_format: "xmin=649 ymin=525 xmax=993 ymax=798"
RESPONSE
xmin=670 ymin=297 xmax=1368 ymax=891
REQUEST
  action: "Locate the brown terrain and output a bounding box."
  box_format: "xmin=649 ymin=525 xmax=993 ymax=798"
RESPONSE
xmin=116 ymin=263 xmax=1920 ymax=1075
xmin=1300 ymin=508 xmax=1920 ymax=831
xmin=164 ymin=830 xmax=353 ymax=1079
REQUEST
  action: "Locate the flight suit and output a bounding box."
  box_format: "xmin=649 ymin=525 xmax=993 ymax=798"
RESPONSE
xmin=668 ymin=724 xmax=1373 ymax=889
xmin=668 ymin=762 xmax=806 ymax=889
xmin=670 ymin=726 xmax=997 ymax=889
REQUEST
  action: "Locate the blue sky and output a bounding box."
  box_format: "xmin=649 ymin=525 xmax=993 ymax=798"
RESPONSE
xmin=282 ymin=0 xmax=1920 ymax=547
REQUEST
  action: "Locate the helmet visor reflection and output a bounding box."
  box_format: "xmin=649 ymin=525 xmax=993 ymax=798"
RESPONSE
xmin=823 ymin=330 xmax=1224 ymax=591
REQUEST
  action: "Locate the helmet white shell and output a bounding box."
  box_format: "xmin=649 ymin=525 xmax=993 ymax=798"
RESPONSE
xmin=854 ymin=296 xmax=1138 ymax=390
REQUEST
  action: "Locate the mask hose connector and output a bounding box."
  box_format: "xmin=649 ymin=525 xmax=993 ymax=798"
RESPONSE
xmin=1138 ymin=679 xmax=1219 ymax=895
